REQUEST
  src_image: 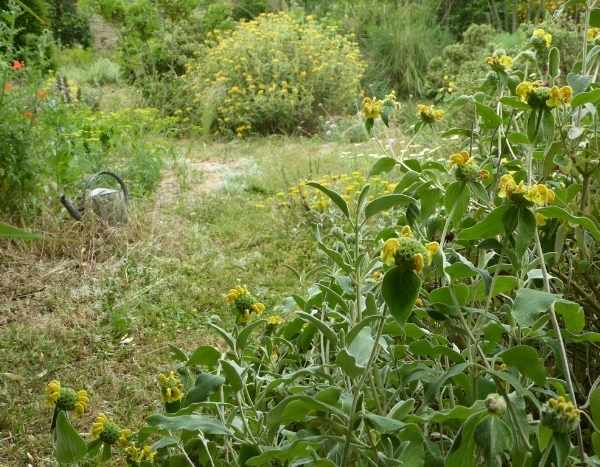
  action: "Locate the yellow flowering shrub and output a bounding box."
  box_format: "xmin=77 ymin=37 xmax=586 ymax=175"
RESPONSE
xmin=183 ymin=12 xmax=364 ymax=136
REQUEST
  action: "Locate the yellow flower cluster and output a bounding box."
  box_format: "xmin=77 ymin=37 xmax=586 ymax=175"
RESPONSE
xmin=266 ymin=314 xmax=284 ymax=326
xmin=449 ymin=151 xmax=470 ymax=167
xmin=588 ymin=27 xmax=600 ymax=42
xmin=183 ymin=12 xmax=365 ymax=135
xmin=224 ymin=286 xmax=249 ymax=304
xmin=542 ymin=395 xmax=581 ymax=433
xmin=531 ymin=28 xmax=552 ymax=48
xmin=485 ymin=54 xmax=513 ymax=72
xmin=381 ymin=228 xmax=440 ymax=273
xmin=91 ymin=413 xmax=122 ymax=445
xmin=362 ymin=96 xmax=383 ymax=120
xmin=158 ymin=371 xmax=184 ymax=403
xmin=498 ymin=174 xmax=555 ymax=206
xmin=224 ymin=286 xmax=266 ymax=323
xmin=46 ymin=380 xmax=89 ymax=416
xmin=516 ymin=81 xmax=572 ymax=108
xmin=547 ymin=85 xmax=573 ymax=107
xmin=125 ymin=444 xmax=157 ymax=465
xmin=416 ymin=104 xmax=444 ymax=124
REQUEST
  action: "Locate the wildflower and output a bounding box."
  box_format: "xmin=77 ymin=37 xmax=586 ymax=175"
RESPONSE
xmin=91 ymin=413 xmax=122 ymax=445
xmin=449 ymin=151 xmax=470 ymax=167
xmin=46 ymin=380 xmax=88 ymax=416
xmin=266 ymin=314 xmax=284 ymax=326
xmin=400 ymin=225 xmax=413 ymax=238
xmin=381 ymin=236 xmax=428 ymax=273
xmin=542 ymin=396 xmax=580 ymax=433
xmin=588 ymin=27 xmax=600 ymax=42
xmin=372 ymin=271 xmax=383 ymax=281
xmin=250 ymin=302 xmax=265 ymax=315
xmin=547 ymin=86 xmax=572 ymax=107
xmin=516 ymin=81 xmax=535 ymax=103
xmin=158 ymin=371 xmax=184 ymax=404
xmin=479 ymin=169 xmax=490 ymax=180
xmin=36 ymin=89 xmax=48 ymax=100
xmin=535 ymin=212 xmax=547 ymax=226
xmin=125 ymin=444 xmax=157 ymax=465
xmin=531 ymin=28 xmax=552 ymax=48
xmin=11 ymin=60 xmax=24 ymax=71
xmin=485 ymin=393 xmax=507 ymax=415
xmin=224 ymin=286 xmax=249 ymax=304
xmin=498 ymin=174 xmax=526 ymax=199
xmin=117 ymin=428 xmax=132 ymax=448
xmin=415 ymin=298 xmax=424 ymax=307
xmin=416 ymin=104 xmax=443 ymax=124
xmin=362 ymin=96 xmax=383 ymax=120
xmin=381 ymin=238 xmax=400 ymax=266
xmin=485 ymin=54 xmax=513 ymax=72
xmin=425 ymin=241 xmax=440 ymax=260
xmin=23 ymin=111 xmax=33 ymax=120
xmin=3 ymin=82 xmax=13 ymax=92
xmin=525 ymin=184 xmax=555 ymax=206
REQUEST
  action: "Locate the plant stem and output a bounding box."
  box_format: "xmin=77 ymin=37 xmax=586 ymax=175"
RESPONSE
xmin=534 ymin=228 xmax=586 ymax=460
xmin=340 ymin=311 xmax=388 ymax=466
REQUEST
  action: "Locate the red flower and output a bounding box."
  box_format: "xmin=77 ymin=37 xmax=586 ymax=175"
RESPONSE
xmin=11 ymin=60 xmax=24 ymax=71
xmin=23 ymin=111 xmax=34 ymax=120
xmin=3 ymin=82 xmax=13 ymax=92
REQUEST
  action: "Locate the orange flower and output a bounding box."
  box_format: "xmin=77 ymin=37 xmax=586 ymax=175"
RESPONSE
xmin=3 ymin=82 xmax=13 ymax=92
xmin=23 ymin=111 xmax=34 ymax=120
xmin=11 ymin=60 xmax=24 ymax=71
xmin=36 ymin=89 xmax=48 ymax=100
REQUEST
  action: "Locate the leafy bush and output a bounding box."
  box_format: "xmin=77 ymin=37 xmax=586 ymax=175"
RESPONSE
xmin=47 ymin=0 xmax=92 ymax=47
xmin=0 ymin=0 xmax=49 ymax=49
xmin=183 ymin=12 xmax=364 ymax=136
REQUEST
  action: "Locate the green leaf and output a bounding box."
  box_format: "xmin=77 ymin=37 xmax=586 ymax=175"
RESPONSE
xmin=307 ymin=182 xmax=349 ymax=219
xmin=500 ymin=97 xmax=530 ymax=111
xmin=0 ymin=223 xmax=42 ymax=240
xmin=538 ymin=424 xmax=553 ymax=451
xmin=187 ymin=345 xmax=221 ymax=368
xmin=549 ymin=47 xmax=561 ymax=79
xmin=382 ymin=267 xmax=421 ymax=324
xmin=474 ymin=415 xmax=513 ymax=459
xmin=296 ymin=311 xmax=338 ymax=347
xmin=364 ymin=194 xmax=416 ymax=219
xmin=515 ymin=207 xmax=536 ymax=257
xmin=499 ymin=345 xmax=546 ymax=385
xmin=554 ymin=301 xmax=585 ymax=333
xmin=537 ymin=206 xmax=600 ymax=241
xmin=168 ymin=344 xmax=188 ymax=363
xmin=592 ymin=432 xmax=600 ymax=456
xmin=239 ymin=444 xmax=262 ymax=467
xmin=317 ymin=241 xmax=352 ymax=274
xmin=54 ymin=411 xmax=87 ymax=463
xmin=147 ymin=414 xmax=229 ymax=435
xmin=336 ymin=326 xmax=375 ymax=378
xmin=512 ymin=288 xmax=557 ymax=328
xmin=459 ymin=205 xmax=510 ymax=240
xmin=369 ymin=156 xmax=398 ymax=176
xmin=428 ymin=401 xmax=485 ymax=423
xmin=475 ymin=102 xmax=501 ymax=128
xmin=237 ymin=319 xmax=266 ymax=350
xmin=571 ymin=87 xmax=600 ymax=108
xmin=590 ymin=388 xmax=600 ymax=428
xmin=207 ymin=321 xmax=236 ymax=351
xmin=445 ymin=181 xmax=469 ymax=225
xmin=365 ymin=413 xmax=407 ymax=433
xmin=591 ymin=8 xmax=600 ymax=27
xmin=221 ymin=359 xmax=244 ymax=392
xmin=183 ymin=374 xmax=225 ymax=405
xmin=446 ymin=411 xmax=489 ymax=467
xmin=567 ymin=72 xmax=592 ymax=95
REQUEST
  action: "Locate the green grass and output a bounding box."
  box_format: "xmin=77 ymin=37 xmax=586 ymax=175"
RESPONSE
xmin=0 ymin=134 xmax=398 ymax=465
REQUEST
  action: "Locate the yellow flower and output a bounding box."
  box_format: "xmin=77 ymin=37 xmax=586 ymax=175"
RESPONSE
xmin=413 ymin=253 xmax=425 ymax=273
xmin=266 ymin=314 xmax=284 ymax=326
xmin=498 ymin=174 xmax=526 ymax=198
xmin=525 ymin=184 xmax=555 ymax=206
xmin=141 ymin=445 xmax=157 ymax=462
xmin=547 ymin=86 xmax=572 ymax=108
xmin=362 ymin=96 xmax=383 ymax=120
xmin=47 ymin=380 xmax=61 ymax=404
xmin=449 ymin=151 xmax=470 ymax=167
xmin=251 ymin=302 xmax=266 ymax=315
xmin=415 ymin=297 xmax=424 ymax=307
xmin=91 ymin=414 xmax=107 ymax=439
xmin=117 ymin=428 xmax=132 ymax=448
xmin=224 ymin=286 xmax=248 ymax=303
xmin=485 ymin=54 xmax=512 ymax=72
xmin=416 ymin=104 xmax=443 ymax=124
xmin=533 ymin=28 xmax=552 ymax=48
xmin=588 ymin=27 xmax=600 ymax=42
xmin=400 ymin=225 xmax=413 ymax=238
xmin=381 ymin=238 xmax=400 ymax=266
xmin=158 ymin=371 xmax=184 ymax=403
xmin=536 ymin=213 xmax=547 ymax=226
xmin=73 ymin=390 xmax=89 ymax=416
xmin=425 ymin=242 xmax=440 ymax=258
xmin=516 ymin=81 xmax=535 ymax=103
xmin=372 ymin=271 xmax=383 ymax=281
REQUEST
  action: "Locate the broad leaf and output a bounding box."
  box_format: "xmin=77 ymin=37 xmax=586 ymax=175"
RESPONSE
xmin=499 ymin=345 xmax=546 ymax=385
xmin=382 ymin=267 xmax=421 ymax=323
xmin=54 ymin=411 xmax=87 ymax=463
xmin=147 ymin=414 xmax=229 ymax=435
xmin=364 ymin=194 xmax=415 ymax=219
xmin=307 ymin=182 xmax=349 ymax=218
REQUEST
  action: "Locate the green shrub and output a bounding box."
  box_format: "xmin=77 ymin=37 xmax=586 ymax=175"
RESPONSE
xmin=47 ymin=0 xmax=92 ymax=47
xmin=0 ymin=0 xmax=49 ymax=49
xmin=183 ymin=12 xmax=364 ymax=136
